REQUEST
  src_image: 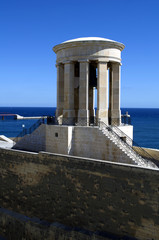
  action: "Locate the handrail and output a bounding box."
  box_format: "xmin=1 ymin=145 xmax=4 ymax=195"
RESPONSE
xmin=14 ymin=118 xmax=45 ymax=143
xmin=47 ymin=116 xmax=98 ymax=126
xmin=98 ymin=120 xmax=157 ymax=168
xmin=13 ymin=115 xmax=157 ymax=167
xmin=110 ymin=121 xmax=156 ymax=161
xmin=46 ymin=116 xmax=157 ymax=163
xmin=121 ymin=114 xmax=131 ymax=125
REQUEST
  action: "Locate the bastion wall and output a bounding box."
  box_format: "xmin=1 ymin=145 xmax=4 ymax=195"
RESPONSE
xmin=0 ymin=148 xmax=159 ymax=240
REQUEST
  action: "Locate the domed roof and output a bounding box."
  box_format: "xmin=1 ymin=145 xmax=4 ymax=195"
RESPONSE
xmin=62 ymin=37 xmax=115 ymax=43
xmin=53 ymin=37 xmax=125 ymax=53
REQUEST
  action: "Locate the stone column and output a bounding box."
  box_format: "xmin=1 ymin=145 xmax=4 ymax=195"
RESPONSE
xmin=63 ymin=61 xmax=75 ymax=125
xmin=96 ymin=61 xmax=108 ymax=124
xmin=78 ymin=60 xmax=89 ymax=125
xmin=89 ymin=87 xmax=95 ymax=124
xmin=55 ymin=63 xmax=64 ymax=123
xmin=109 ymin=62 xmax=121 ymax=125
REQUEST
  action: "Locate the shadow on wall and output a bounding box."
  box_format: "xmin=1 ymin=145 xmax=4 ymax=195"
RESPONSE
xmin=0 ymin=148 xmax=158 ymax=239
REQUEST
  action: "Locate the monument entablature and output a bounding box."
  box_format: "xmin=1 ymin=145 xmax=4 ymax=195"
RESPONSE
xmin=53 ymin=37 xmax=124 ymax=64
xmin=53 ymin=37 xmax=125 ymax=126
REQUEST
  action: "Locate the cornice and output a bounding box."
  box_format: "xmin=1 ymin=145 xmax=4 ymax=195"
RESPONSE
xmin=53 ymin=40 xmax=125 ymax=53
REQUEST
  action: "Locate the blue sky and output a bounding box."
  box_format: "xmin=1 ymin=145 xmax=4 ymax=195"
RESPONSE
xmin=0 ymin=0 xmax=159 ymax=107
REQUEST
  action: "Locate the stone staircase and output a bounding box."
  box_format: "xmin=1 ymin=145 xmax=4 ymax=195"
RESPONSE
xmin=99 ymin=123 xmax=158 ymax=169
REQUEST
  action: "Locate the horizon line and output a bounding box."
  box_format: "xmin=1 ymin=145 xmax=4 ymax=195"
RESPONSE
xmin=0 ymin=106 xmax=159 ymax=109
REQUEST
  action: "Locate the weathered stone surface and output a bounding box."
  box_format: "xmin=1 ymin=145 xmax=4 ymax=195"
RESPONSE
xmin=0 ymin=148 xmax=159 ymax=239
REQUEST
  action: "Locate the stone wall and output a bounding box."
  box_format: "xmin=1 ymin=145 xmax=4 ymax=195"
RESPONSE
xmin=0 ymin=148 xmax=159 ymax=240
xmin=45 ymin=125 xmax=74 ymax=155
xmin=14 ymin=124 xmax=46 ymax=152
xmin=118 ymin=125 xmax=133 ymax=141
xmin=14 ymin=125 xmax=135 ymax=165
xmin=0 ymin=207 xmax=105 ymax=240
xmin=72 ymin=126 xmax=134 ymax=164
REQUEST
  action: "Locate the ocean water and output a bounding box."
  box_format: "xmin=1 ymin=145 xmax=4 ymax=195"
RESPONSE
xmin=122 ymin=108 xmax=159 ymax=149
xmin=0 ymin=107 xmax=159 ymax=149
xmin=0 ymin=107 xmax=56 ymax=138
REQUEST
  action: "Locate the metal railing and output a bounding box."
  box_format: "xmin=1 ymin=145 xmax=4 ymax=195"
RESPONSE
xmin=47 ymin=116 xmax=157 ymax=165
xmin=14 ymin=118 xmax=45 ymax=143
xmin=47 ymin=116 xmax=98 ymax=126
xmin=13 ymin=115 xmax=157 ymax=167
xmin=110 ymin=123 xmax=156 ymax=161
xmin=98 ymin=120 xmax=157 ymax=168
xmin=121 ymin=115 xmax=131 ymax=125
xmin=47 ymin=115 xmax=131 ymax=127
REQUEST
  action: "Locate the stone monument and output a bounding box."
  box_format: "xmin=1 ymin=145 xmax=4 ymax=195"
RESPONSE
xmin=13 ymin=37 xmax=157 ymax=170
xmin=53 ymin=37 xmax=125 ymax=126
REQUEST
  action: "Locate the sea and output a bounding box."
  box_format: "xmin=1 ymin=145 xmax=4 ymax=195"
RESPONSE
xmin=0 ymin=107 xmax=159 ymax=150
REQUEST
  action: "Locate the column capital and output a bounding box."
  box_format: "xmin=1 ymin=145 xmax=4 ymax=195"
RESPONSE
xmin=56 ymin=62 xmax=63 ymax=68
xmin=111 ymin=61 xmax=122 ymax=66
xmin=97 ymin=60 xmax=108 ymax=64
xmin=62 ymin=60 xmax=73 ymax=65
xmin=78 ymin=59 xmax=89 ymax=63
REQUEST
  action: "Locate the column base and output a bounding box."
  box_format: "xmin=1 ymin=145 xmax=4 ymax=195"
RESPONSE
xmin=55 ymin=109 xmax=63 ymax=124
xmin=111 ymin=118 xmax=121 ymax=126
xmin=78 ymin=109 xmax=89 ymax=126
xmin=63 ymin=110 xmax=75 ymax=125
xmin=55 ymin=109 xmax=63 ymax=117
xmin=96 ymin=109 xmax=108 ymax=125
xmin=108 ymin=110 xmax=121 ymax=126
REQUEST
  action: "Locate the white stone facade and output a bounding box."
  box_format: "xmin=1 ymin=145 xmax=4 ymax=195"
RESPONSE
xmin=14 ymin=124 xmax=134 ymax=165
xmin=14 ymin=124 xmax=157 ymax=168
